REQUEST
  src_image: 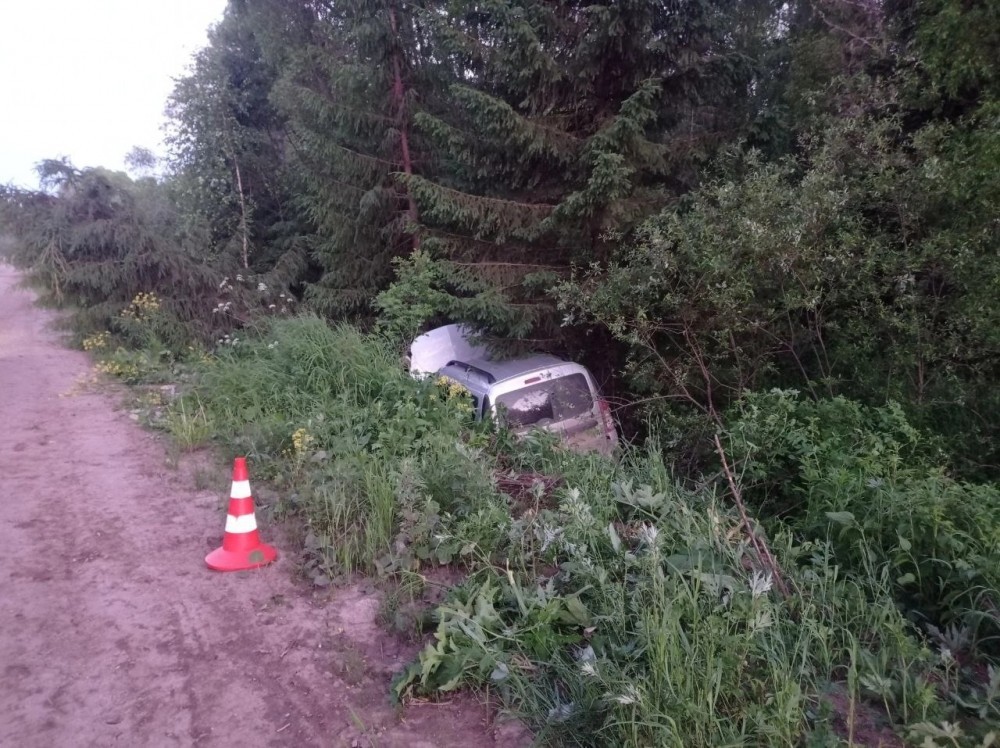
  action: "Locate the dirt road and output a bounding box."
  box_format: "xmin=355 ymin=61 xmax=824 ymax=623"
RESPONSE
xmin=0 ymin=267 xmax=521 ymax=747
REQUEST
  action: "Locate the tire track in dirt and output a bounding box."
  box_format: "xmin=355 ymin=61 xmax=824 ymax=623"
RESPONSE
xmin=0 ymin=267 xmax=526 ymax=747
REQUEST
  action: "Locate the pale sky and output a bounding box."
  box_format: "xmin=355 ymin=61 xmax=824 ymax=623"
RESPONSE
xmin=0 ymin=1 xmax=228 ymax=188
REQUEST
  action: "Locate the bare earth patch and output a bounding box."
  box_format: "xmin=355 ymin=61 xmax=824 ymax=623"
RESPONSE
xmin=0 ymin=267 xmax=529 ymax=747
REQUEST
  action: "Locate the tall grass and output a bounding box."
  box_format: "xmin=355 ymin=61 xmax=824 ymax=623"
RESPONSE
xmin=187 ymin=315 xmax=494 ymax=574
xmin=165 ymin=395 xmax=212 ymax=450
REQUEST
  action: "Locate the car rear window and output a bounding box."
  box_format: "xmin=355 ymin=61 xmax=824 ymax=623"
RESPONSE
xmin=495 ymin=373 xmax=594 ymax=429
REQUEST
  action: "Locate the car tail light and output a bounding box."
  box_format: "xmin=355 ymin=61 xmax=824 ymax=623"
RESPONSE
xmin=597 ymin=398 xmax=616 ymax=441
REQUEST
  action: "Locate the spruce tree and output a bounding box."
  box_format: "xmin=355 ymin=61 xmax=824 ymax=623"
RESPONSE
xmin=166 ymin=3 xmax=293 ymax=278
xmin=379 ymin=0 xmax=783 ymax=343
xmin=267 ymin=0 xmax=434 ymax=318
xmin=0 ymin=161 xmax=219 ymax=342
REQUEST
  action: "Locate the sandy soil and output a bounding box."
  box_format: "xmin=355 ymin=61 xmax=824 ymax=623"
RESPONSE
xmin=0 ymin=267 xmax=528 ymax=747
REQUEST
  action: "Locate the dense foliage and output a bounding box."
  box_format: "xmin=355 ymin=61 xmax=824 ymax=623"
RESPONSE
xmin=0 ymin=161 xmax=220 ymax=344
xmin=5 ymin=0 xmax=996 ymax=474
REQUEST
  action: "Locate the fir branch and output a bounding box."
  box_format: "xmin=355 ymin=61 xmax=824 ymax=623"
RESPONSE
xmin=400 ymin=174 xmax=555 ymax=212
xmin=421 ymin=226 xmax=564 ymax=261
xmin=399 ymin=173 xmax=554 ymax=243
xmin=305 ymin=136 xmax=404 ymax=171
xmin=448 ymin=85 xmax=581 ymax=161
xmin=446 ymin=261 xmax=568 ymax=272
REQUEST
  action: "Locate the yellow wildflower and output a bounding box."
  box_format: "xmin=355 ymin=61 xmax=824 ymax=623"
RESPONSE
xmin=82 ymin=331 xmax=110 ymax=351
xmin=121 ymin=292 xmax=161 ymax=321
xmin=435 ymin=376 xmax=474 ymax=413
xmin=292 ymin=427 xmax=314 ymax=455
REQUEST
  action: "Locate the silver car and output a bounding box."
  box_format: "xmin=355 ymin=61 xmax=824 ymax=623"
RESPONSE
xmin=409 ymin=325 xmax=618 ymax=455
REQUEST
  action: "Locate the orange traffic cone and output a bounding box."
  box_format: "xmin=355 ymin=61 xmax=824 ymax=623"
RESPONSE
xmin=205 ymin=457 xmax=278 ymax=571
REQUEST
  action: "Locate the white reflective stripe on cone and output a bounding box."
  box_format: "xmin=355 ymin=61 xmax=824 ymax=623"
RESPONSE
xmin=225 ymin=513 xmax=258 ymax=533
xmin=230 ymin=480 xmax=252 ymax=499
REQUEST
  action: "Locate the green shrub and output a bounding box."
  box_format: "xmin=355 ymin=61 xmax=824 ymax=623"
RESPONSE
xmin=726 ymin=390 xmax=1000 ymax=641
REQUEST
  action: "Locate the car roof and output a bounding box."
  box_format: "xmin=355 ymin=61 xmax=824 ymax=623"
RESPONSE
xmin=438 ymin=354 xmax=568 ymax=392
xmin=466 ymin=354 xmax=566 ymax=382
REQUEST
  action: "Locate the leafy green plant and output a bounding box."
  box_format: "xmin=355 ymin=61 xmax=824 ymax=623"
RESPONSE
xmin=92 ymin=346 xmax=171 ymax=384
xmin=394 ymin=450 xmax=946 ymax=745
xmin=726 ymin=390 xmax=1000 ymax=642
xmin=73 ymin=308 xmax=1000 ymax=744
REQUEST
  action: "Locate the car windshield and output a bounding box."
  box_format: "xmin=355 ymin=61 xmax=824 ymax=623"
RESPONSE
xmin=495 ymin=373 xmax=594 ymax=429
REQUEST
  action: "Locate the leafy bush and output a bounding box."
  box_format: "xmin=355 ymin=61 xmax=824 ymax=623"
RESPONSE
xmin=726 ymin=390 xmax=1000 ymax=642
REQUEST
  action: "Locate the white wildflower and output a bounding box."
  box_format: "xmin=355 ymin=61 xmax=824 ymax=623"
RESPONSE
xmin=257 ymin=282 xmax=267 ymax=292
xmin=749 ymin=570 xmax=773 ymax=599
xmin=638 ymin=523 xmax=659 ymax=546
xmin=235 ymin=273 xmax=244 ymax=282
xmin=540 ymin=525 xmax=563 ymax=553
xmin=268 ymin=304 xmax=276 ymax=310
xmin=611 ymin=685 xmax=642 ymax=706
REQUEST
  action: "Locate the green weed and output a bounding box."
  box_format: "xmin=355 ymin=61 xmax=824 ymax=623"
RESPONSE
xmin=165 ymin=396 xmax=213 ymax=451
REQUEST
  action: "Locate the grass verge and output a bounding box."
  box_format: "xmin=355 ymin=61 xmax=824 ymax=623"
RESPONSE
xmin=141 ymin=317 xmax=1000 ymax=745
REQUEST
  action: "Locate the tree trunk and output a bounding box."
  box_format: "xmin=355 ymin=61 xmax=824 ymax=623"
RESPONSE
xmin=388 ymin=2 xmax=420 ymax=250
xmin=232 ymin=157 xmax=250 ymax=269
